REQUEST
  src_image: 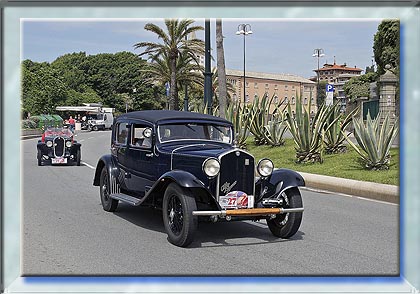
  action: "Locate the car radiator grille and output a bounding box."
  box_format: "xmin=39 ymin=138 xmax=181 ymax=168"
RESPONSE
xmin=54 ymin=137 xmax=65 ymax=157
xmin=218 ymin=151 xmax=254 ymax=198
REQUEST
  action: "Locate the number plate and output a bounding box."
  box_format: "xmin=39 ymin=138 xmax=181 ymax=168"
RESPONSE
xmin=51 ymin=157 xmax=67 ymax=164
xmin=219 ymin=191 xmax=254 ymax=209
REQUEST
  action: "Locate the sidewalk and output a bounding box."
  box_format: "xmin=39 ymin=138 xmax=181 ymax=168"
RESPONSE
xmin=300 ymin=172 xmax=399 ymax=204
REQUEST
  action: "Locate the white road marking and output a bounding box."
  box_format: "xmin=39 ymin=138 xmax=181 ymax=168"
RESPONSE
xmin=79 ymin=139 xmax=85 ymax=142
xmin=81 ymin=161 xmax=95 ymax=170
xmin=356 ymin=196 xmax=399 ymax=206
xmin=88 ymin=137 xmax=94 ymax=139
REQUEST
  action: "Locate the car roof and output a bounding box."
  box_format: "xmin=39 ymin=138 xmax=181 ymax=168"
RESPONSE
xmin=117 ymin=110 xmax=232 ymax=125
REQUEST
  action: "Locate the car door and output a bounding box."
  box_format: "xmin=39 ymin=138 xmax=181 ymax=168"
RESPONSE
xmin=112 ymin=121 xmax=130 ymax=190
xmin=125 ymin=122 xmax=156 ymax=197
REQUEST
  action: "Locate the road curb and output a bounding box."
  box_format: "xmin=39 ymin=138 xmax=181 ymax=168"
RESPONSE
xmin=299 ymin=172 xmax=399 ymax=204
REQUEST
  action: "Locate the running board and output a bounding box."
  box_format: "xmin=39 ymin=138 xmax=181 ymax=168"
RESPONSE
xmin=110 ymin=193 xmax=142 ymax=206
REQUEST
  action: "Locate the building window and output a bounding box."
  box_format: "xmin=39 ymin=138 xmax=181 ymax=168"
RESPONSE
xmin=292 ymin=85 xmax=295 ymax=89
xmin=246 ymin=94 xmax=250 ymax=103
xmin=265 ymin=83 xmax=269 ymax=89
xmin=246 ymin=82 xmax=249 ymax=88
xmin=254 ymin=82 xmax=258 ymax=89
xmin=233 ymin=94 xmax=237 ymax=101
xmin=311 ymin=98 xmax=315 ymax=105
xmin=304 ymin=97 xmax=308 ymax=105
xmin=284 ymin=96 xmax=288 ymax=103
xmin=254 ymin=94 xmax=258 ymax=100
xmin=387 ymin=96 xmax=392 ymax=106
xmin=274 ymin=84 xmax=278 ymax=90
xmin=291 ymin=97 xmax=296 ymax=104
xmin=274 ymin=95 xmax=279 ymax=104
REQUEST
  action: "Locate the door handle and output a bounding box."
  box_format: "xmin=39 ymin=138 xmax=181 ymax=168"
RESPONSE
xmin=145 ymin=153 xmax=153 ymax=158
xmin=124 ymin=172 xmax=131 ymax=178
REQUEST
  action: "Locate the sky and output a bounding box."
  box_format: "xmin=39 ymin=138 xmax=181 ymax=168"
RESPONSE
xmin=21 ymin=18 xmax=382 ymax=79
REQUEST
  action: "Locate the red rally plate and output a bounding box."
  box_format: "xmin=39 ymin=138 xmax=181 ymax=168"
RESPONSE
xmin=219 ymin=191 xmax=254 ymax=209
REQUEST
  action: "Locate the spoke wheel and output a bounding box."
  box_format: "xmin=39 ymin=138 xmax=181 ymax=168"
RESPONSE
xmin=267 ymin=187 xmax=303 ymax=239
xmin=99 ymin=167 xmax=118 ymax=212
xmin=162 ymin=183 xmax=197 ymax=247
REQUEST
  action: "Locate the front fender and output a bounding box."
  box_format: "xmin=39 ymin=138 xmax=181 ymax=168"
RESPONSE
xmin=146 ymin=170 xmax=220 ymax=210
xmin=93 ymin=154 xmax=118 ymax=186
xmin=255 ymin=168 xmax=305 ymax=201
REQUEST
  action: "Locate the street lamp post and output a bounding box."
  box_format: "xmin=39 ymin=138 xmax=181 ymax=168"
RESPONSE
xmin=312 ymin=48 xmax=325 ymax=106
xmin=236 ymin=24 xmax=252 ymax=106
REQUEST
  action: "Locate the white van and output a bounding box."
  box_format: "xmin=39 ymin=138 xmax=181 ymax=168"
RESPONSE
xmin=88 ymin=112 xmax=114 ymax=131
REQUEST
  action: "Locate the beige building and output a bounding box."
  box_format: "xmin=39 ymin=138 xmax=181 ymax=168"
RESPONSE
xmin=226 ymin=69 xmax=317 ymax=115
xmin=313 ymin=61 xmax=363 ymax=113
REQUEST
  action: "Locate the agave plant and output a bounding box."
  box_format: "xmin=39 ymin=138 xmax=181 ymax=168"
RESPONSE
xmin=263 ymin=111 xmax=288 ymax=147
xmin=286 ymin=95 xmax=333 ymax=163
xmin=247 ymin=93 xmax=287 ymax=146
xmin=191 ymin=102 xmax=219 ymax=116
xmin=226 ymin=103 xmax=250 ymax=149
xmin=344 ymin=111 xmax=398 ymax=170
xmin=323 ymin=103 xmax=360 ymax=154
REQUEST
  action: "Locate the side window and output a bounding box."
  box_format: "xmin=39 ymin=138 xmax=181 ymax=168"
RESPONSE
xmin=116 ymin=123 xmax=128 ymax=145
xmin=131 ymin=124 xmax=152 ymax=149
xmin=104 ymin=114 xmax=107 ymax=121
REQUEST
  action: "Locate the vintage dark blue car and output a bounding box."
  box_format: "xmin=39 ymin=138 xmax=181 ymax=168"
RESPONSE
xmin=37 ymin=127 xmax=81 ymax=166
xmin=93 ymin=110 xmax=305 ymax=247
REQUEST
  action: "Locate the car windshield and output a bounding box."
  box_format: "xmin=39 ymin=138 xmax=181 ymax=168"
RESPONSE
xmin=44 ymin=127 xmax=73 ymax=137
xmin=158 ymin=123 xmax=232 ymax=144
xmin=89 ymin=113 xmax=103 ymax=120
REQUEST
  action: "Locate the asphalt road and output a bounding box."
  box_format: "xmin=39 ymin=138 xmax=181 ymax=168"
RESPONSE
xmin=21 ymin=130 xmax=399 ymax=276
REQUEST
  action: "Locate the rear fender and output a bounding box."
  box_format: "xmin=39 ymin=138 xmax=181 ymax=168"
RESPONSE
xmin=255 ymin=168 xmax=305 ymax=201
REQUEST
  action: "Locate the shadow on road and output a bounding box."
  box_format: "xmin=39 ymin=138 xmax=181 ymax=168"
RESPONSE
xmin=113 ymin=203 xmax=304 ymax=248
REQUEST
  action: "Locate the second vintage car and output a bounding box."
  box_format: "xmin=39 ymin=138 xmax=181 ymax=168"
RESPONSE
xmin=93 ymin=110 xmax=305 ymax=247
xmin=37 ymin=127 xmax=82 ymax=166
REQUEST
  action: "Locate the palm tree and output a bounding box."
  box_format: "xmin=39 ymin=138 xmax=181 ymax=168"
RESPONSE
xmin=216 ymin=19 xmax=228 ymax=119
xmin=134 ymin=19 xmax=204 ymax=110
xmin=141 ymin=51 xmax=204 ymax=109
xmin=211 ymin=67 xmax=235 ymax=106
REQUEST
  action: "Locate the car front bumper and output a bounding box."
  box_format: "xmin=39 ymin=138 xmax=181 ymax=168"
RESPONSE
xmin=192 ymin=207 xmax=304 ymax=217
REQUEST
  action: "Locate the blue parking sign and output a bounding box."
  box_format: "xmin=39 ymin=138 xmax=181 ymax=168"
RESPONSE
xmin=326 ymin=84 xmax=334 ymax=92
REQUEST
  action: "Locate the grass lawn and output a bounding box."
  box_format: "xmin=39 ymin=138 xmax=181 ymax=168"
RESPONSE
xmin=245 ymin=138 xmax=399 ymax=186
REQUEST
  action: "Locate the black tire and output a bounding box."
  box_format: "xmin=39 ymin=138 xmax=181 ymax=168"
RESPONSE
xmin=99 ymin=167 xmax=118 ymax=212
xmin=162 ymin=183 xmax=198 ymax=247
xmin=76 ymin=150 xmax=81 ymax=166
xmin=37 ymin=149 xmax=42 ymax=166
xmin=267 ymin=188 xmax=303 ymax=239
xmin=92 ymin=125 xmax=99 ymax=131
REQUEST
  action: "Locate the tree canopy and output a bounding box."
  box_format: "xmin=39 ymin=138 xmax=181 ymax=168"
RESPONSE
xmin=22 ymin=51 xmax=165 ymax=116
xmin=373 ymin=19 xmax=400 ymax=75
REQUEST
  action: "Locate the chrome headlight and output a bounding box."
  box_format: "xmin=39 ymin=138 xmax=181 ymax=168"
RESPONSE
xmin=46 ymin=141 xmax=53 ymax=148
xmin=65 ymin=141 xmax=72 ymax=148
xmin=257 ymin=158 xmax=274 ymax=177
xmin=202 ymin=158 xmax=220 ymax=178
